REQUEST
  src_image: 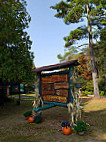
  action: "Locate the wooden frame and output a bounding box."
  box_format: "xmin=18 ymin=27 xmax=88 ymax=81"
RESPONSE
xmin=33 ymin=60 xmax=79 ymax=109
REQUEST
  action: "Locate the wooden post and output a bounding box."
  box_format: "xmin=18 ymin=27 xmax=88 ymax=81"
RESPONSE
xmin=69 ymin=66 xmax=74 ymax=103
xmin=16 ymin=84 xmax=21 ymax=105
xmin=38 ymin=72 xmax=42 ymax=107
xmin=38 ymin=72 xmax=41 ymax=96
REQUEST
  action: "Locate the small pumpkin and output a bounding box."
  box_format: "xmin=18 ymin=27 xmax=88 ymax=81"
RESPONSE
xmin=28 ymin=116 xmax=34 ymax=123
xmin=63 ymin=126 xmax=71 ymax=135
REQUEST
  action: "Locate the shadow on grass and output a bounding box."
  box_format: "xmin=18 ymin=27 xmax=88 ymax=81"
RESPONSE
xmin=0 ymin=97 xmax=106 ymax=142
xmin=82 ymin=109 xmax=106 ymax=131
xmin=81 ymin=97 xmax=92 ymax=106
xmin=2 ymin=136 xmax=32 ymax=142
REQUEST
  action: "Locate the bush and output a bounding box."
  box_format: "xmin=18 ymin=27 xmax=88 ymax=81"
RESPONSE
xmin=82 ymin=90 xmax=93 ymax=96
xmin=98 ymin=77 xmax=106 ymax=92
xmin=81 ymin=80 xmax=93 ymax=92
xmin=73 ymin=120 xmax=87 ymax=133
xmin=85 ymin=80 xmax=93 ymax=92
xmin=99 ymin=91 xmax=106 ymax=96
xmin=23 ymin=110 xmax=32 ymax=117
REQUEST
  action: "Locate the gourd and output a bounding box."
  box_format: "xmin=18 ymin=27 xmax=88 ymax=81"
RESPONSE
xmin=63 ymin=126 xmax=71 ymax=135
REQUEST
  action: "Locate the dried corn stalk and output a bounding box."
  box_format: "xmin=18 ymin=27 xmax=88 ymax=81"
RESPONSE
xmin=67 ymin=89 xmax=82 ymax=126
xmin=32 ymin=76 xmax=43 ymax=116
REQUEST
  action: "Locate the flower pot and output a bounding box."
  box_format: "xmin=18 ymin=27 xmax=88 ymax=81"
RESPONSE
xmin=75 ymin=83 xmax=82 ymax=88
xmin=78 ymin=131 xmax=85 ymax=136
xmin=34 ymin=113 xmax=42 ymax=123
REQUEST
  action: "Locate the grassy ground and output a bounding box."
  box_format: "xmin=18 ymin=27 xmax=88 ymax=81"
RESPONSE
xmin=0 ymin=96 xmax=106 ymax=142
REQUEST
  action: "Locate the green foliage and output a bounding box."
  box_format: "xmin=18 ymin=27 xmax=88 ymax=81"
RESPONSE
xmin=99 ymin=91 xmax=106 ymax=96
xmin=98 ymin=76 xmax=106 ymax=92
xmin=73 ymin=120 xmax=87 ymax=133
xmin=64 ymin=29 xmax=82 ymax=47
xmin=51 ymin=0 xmax=106 ymax=49
xmin=23 ymin=110 xmax=32 ymax=117
xmin=64 ymin=26 xmax=88 ymax=47
xmin=57 ymin=46 xmax=79 ymax=61
xmin=85 ymin=80 xmax=94 ymax=92
xmin=82 ymin=78 xmax=106 ymax=96
xmin=100 ymin=28 xmax=106 ymax=41
xmin=64 ymin=4 xmax=84 ymax=24
xmin=51 ymin=0 xmax=106 ymax=97
xmin=82 ymin=90 xmax=93 ymax=96
xmin=0 ymin=0 xmax=35 ymax=84
xmin=50 ymin=1 xmax=69 ymax=18
xmin=93 ymin=28 xmax=106 ymax=76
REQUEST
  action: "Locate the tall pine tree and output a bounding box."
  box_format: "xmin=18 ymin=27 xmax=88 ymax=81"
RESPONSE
xmin=0 ymin=0 xmax=34 ymax=84
xmin=51 ymin=0 xmax=106 ymax=97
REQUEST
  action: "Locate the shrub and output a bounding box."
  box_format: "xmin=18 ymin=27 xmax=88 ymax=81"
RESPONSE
xmin=23 ymin=110 xmax=32 ymax=117
xmin=99 ymin=91 xmax=106 ymax=96
xmin=85 ymin=80 xmax=93 ymax=92
xmin=73 ymin=120 xmax=87 ymax=133
xmin=98 ymin=76 xmax=106 ymax=91
xmin=82 ymin=90 xmax=93 ymax=96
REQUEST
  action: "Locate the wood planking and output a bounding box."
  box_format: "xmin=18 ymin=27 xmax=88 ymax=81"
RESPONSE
xmin=42 ymin=74 xmax=68 ymax=83
xmin=43 ymin=95 xmax=67 ymax=103
xmin=41 ymin=73 xmax=69 ymax=103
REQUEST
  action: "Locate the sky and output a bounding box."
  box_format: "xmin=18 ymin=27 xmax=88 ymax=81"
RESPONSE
xmin=26 ymin=0 xmax=87 ymax=67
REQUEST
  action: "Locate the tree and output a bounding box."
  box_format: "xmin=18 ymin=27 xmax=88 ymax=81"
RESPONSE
xmin=94 ymin=28 xmax=106 ymax=77
xmin=93 ymin=28 xmax=106 ymax=94
xmin=0 ymin=0 xmax=35 ymax=104
xmin=0 ymin=0 xmax=34 ymax=84
xmin=58 ymin=47 xmax=92 ymax=79
xmin=57 ymin=46 xmax=79 ymax=62
xmin=51 ymin=0 xmax=106 ymax=97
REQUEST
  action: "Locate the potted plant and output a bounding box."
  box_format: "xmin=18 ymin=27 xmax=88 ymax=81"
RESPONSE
xmin=73 ymin=120 xmax=87 ymax=135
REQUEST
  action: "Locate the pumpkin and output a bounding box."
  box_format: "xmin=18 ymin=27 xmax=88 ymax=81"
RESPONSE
xmin=63 ymin=126 xmax=71 ymax=135
xmin=28 ymin=117 xmax=34 ymax=123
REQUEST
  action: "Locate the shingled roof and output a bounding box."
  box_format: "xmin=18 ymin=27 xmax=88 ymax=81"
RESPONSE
xmin=33 ymin=60 xmax=79 ymax=72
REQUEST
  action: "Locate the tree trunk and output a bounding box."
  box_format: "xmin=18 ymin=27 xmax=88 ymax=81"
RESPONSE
xmin=86 ymin=4 xmax=100 ymax=97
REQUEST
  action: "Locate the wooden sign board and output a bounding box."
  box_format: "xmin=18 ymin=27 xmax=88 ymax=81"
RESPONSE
xmin=41 ymin=73 xmax=69 ymax=103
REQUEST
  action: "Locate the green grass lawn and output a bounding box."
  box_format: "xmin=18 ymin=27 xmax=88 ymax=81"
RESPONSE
xmin=8 ymin=94 xmax=35 ymax=101
xmin=8 ymin=93 xmax=35 ymax=98
xmin=0 ymin=96 xmax=106 ymax=142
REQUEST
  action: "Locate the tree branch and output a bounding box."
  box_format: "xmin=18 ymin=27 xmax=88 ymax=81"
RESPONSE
xmin=77 ymin=43 xmax=88 ymax=48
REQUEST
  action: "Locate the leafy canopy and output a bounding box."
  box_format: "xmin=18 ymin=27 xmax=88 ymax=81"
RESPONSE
xmin=0 ymin=0 xmax=35 ymax=83
xmin=51 ymin=0 xmax=106 ymax=48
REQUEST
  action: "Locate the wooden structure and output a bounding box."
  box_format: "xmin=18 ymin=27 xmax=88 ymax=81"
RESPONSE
xmin=33 ymin=60 xmax=79 ymax=112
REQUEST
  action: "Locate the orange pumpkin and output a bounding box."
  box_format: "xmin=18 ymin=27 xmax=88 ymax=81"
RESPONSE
xmin=28 ymin=117 xmax=34 ymax=123
xmin=63 ymin=126 xmax=71 ymax=135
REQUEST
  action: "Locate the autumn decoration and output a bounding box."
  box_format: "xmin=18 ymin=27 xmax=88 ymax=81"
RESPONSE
xmin=28 ymin=117 xmax=34 ymax=123
xmin=63 ymin=126 xmax=71 ymax=135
